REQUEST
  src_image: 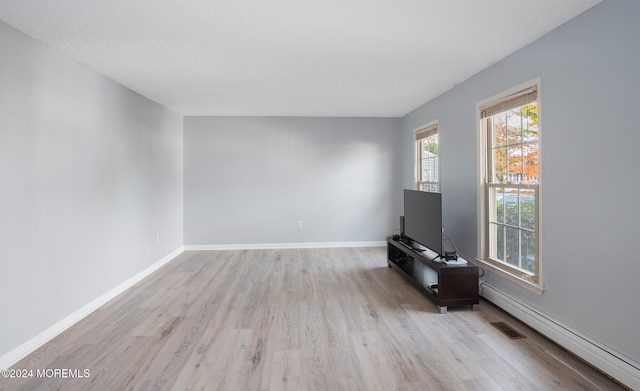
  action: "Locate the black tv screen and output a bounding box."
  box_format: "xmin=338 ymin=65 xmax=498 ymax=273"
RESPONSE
xmin=403 ymin=189 xmax=443 ymax=256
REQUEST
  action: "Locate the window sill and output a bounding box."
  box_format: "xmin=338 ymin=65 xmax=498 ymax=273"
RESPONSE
xmin=475 ymin=258 xmax=544 ymax=296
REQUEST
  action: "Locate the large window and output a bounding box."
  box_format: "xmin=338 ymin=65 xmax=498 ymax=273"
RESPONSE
xmin=478 ymin=82 xmax=541 ymax=291
xmin=415 ymin=121 xmax=439 ymax=192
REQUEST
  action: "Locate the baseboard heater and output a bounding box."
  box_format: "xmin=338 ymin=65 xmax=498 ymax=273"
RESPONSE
xmin=480 ymin=281 xmax=640 ymax=391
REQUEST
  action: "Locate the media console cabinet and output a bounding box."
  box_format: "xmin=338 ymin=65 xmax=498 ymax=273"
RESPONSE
xmin=387 ymin=236 xmax=479 ymax=313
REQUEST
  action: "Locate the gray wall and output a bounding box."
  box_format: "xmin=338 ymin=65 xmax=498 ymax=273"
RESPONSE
xmin=184 ymin=116 xmax=401 ymax=245
xmin=0 ymin=23 xmax=183 ymax=357
xmin=401 ymin=0 xmax=640 ymax=363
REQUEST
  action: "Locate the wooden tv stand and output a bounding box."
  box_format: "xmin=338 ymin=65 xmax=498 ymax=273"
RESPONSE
xmin=387 ymin=236 xmax=479 ymax=313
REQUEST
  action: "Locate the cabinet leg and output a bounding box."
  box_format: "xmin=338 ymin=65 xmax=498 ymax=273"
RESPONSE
xmin=437 ymin=305 xmax=447 ymax=314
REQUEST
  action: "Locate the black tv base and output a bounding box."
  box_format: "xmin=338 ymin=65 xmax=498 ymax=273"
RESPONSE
xmin=387 ymin=236 xmax=479 ymax=313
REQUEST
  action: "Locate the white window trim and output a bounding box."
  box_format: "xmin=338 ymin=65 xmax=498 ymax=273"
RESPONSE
xmin=414 ymin=119 xmax=440 ymax=191
xmin=476 ymin=78 xmax=544 ymax=295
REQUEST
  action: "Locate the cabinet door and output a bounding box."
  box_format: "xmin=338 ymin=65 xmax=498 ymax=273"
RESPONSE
xmin=439 ymin=268 xmax=478 ymax=302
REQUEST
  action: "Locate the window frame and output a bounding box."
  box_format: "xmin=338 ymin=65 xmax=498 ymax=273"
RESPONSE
xmin=414 ymin=120 xmax=440 ymax=192
xmin=476 ymin=79 xmax=544 ymax=294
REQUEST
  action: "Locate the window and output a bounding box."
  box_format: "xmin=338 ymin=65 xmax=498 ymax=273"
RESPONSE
xmin=478 ymin=81 xmax=542 ymax=292
xmin=415 ymin=121 xmax=439 ymax=192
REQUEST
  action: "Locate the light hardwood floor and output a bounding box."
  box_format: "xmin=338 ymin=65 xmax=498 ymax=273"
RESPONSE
xmin=0 ymin=247 xmax=627 ymax=390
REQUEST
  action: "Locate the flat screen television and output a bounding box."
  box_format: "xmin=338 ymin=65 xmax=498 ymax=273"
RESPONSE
xmin=403 ymin=189 xmax=443 ymax=256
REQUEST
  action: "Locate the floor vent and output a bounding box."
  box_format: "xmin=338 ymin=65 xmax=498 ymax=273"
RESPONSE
xmin=490 ymin=321 xmax=526 ymax=339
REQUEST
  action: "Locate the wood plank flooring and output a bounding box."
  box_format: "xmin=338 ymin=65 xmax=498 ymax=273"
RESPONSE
xmin=0 ymin=247 xmax=627 ymax=390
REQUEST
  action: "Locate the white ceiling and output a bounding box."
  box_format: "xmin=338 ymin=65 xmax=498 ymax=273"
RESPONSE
xmin=0 ymin=0 xmax=601 ymax=117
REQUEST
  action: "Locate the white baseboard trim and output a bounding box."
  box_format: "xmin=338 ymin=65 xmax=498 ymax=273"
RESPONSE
xmin=184 ymin=241 xmax=386 ymax=251
xmin=0 ymin=246 xmax=184 ymax=370
xmin=480 ymin=281 xmax=640 ymax=390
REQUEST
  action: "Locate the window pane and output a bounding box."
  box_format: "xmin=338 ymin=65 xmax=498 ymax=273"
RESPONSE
xmin=493 ymin=113 xmax=507 ymax=147
xmin=505 ymin=226 xmax=520 ymax=267
xmin=422 ymin=135 xmax=438 ymax=157
xmin=523 ymin=142 xmax=539 ymax=183
xmin=507 ymin=146 xmax=523 ymax=183
xmin=506 ymin=109 xmax=524 ymax=145
xmin=520 ymin=189 xmax=535 ymax=230
xmin=422 ymin=157 xmax=438 ymax=182
xmin=492 ymin=147 xmax=507 ymax=182
xmin=495 ymin=187 xmax=505 ymax=224
xmin=521 ymin=230 xmax=535 ymax=274
xmin=522 ymin=103 xmax=539 ymax=144
xmin=490 ymin=222 xmax=504 ymax=261
xmin=419 ymin=182 xmax=439 ymax=192
xmin=503 ymin=188 xmax=520 ymax=227
xmin=419 ymin=135 xmax=439 ymax=185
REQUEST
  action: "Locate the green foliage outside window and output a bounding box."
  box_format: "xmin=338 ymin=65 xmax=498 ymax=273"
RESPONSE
xmin=495 ymin=199 xmax=535 ymax=273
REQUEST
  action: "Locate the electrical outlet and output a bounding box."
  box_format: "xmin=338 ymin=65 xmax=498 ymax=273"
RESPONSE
xmin=297 ymin=221 xmax=303 ymax=229
xmin=156 ymin=233 xmax=160 ymax=244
